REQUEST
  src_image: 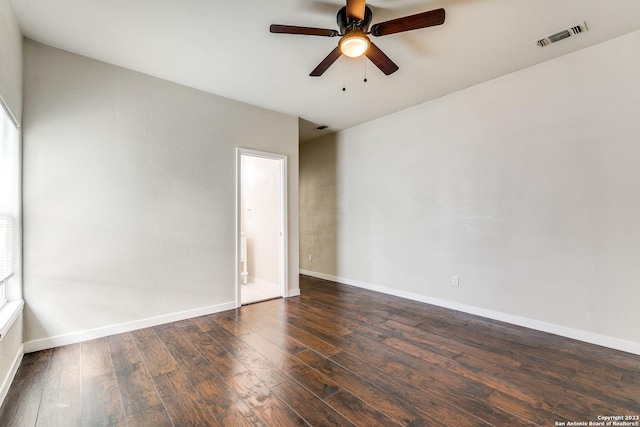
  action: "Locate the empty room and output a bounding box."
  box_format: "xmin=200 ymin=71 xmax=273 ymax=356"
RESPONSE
xmin=1 ymin=0 xmax=639 ymax=425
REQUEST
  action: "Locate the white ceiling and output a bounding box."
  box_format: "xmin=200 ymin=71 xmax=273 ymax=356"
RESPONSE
xmin=11 ymin=0 xmax=640 ymax=141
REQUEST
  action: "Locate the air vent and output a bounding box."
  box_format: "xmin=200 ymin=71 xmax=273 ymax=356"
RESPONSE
xmin=537 ymin=21 xmax=588 ymax=47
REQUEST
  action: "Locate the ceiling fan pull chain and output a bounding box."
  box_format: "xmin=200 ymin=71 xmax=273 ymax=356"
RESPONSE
xmin=364 ymin=56 xmax=368 ymax=83
xmin=342 ymin=56 xmax=347 ymax=92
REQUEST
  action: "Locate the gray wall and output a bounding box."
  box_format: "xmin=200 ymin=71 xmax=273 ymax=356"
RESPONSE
xmin=0 ymin=0 xmax=22 ymax=123
xmin=22 ymin=40 xmax=299 ymax=350
xmin=300 ymin=30 xmax=640 ymax=352
xmin=0 ymin=0 xmax=23 ymax=403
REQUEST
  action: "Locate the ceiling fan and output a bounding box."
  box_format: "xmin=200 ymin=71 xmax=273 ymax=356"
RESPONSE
xmin=270 ymin=0 xmax=445 ymax=77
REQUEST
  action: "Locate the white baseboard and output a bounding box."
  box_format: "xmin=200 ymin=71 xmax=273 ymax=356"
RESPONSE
xmin=0 ymin=343 xmax=23 ymax=407
xmin=23 ymin=301 xmax=237 ymax=354
xmin=299 ymin=270 xmax=640 ymax=355
xmin=288 ymin=288 xmax=300 ymax=297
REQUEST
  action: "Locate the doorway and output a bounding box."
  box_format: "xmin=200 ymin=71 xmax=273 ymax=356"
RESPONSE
xmin=236 ymin=148 xmax=287 ymax=306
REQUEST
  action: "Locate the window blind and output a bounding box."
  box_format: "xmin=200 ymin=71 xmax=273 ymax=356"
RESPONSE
xmin=0 ymin=103 xmax=18 ymax=287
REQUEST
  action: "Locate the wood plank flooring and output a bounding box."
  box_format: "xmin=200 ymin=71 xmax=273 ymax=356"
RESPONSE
xmin=1 ymin=275 xmax=639 ymax=426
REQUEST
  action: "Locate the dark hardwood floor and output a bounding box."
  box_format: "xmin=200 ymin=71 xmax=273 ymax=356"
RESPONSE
xmin=1 ymin=275 xmax=639 ymax=426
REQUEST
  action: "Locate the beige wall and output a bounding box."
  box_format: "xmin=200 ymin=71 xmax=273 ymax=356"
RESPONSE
xmin=22 ymin=40 xmax=299 ymax=350
xmin=300 ymin=30 xmax=640 ymax=353
xmin=299 ymin=136 xmax=337 ymax=275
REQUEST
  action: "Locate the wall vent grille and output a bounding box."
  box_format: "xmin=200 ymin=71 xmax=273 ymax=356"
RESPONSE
xmin=537 ymin=21 xmax=588 ymax=47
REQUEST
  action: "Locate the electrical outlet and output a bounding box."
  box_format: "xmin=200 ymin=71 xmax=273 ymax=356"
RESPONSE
xmin=308 ymin=254 xmax=313 ymax=262
xmin=452 ymin=276 xmax=459 ymax=287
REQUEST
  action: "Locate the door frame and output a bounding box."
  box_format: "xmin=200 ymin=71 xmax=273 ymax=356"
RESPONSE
xmin=235 ymin=148 xmax=288 ymax=307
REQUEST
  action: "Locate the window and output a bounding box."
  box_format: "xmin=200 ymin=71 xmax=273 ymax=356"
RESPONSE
xmin=0 ymin=102 xmax=19 ymax=309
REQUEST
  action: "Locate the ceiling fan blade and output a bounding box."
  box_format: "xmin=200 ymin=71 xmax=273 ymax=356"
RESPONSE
xmin=346 ymin=0 xmax=366 ymax=21
xmin=270 ymin=24 xmax=339 ymax=37
xmin=310 ymin=47 xmax=342 ymax=77
xmin=365 ymin=42 xmax=399 ymax=75
xmin=370 ymin=8 xmax=445 ymax=37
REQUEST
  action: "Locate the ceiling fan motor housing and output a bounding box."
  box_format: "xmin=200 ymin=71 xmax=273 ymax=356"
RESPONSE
xmin=337 ymin=5 xmax=373 ymax=33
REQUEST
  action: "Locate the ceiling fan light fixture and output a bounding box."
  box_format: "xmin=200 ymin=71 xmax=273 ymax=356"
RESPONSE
xmin=339 ymin=34 xmax=370 ymax=58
